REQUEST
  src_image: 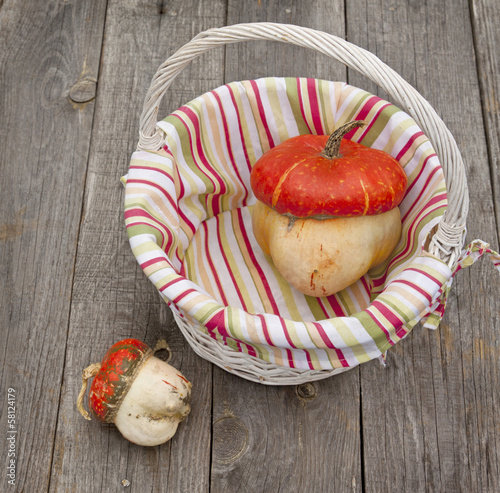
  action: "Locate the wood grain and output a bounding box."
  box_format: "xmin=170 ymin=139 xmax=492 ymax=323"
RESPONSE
xmin=211 ymin=370 xmax=362 ymax=493
xmin=0 ymin=1 xmax=107 ymax=491
xmin=470 ymin=0 xmax=500 ymax=238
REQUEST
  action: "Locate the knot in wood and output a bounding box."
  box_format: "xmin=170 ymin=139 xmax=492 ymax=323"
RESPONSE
xmin=69 ymin=77 xmax=97 ymax=103
xmin=296 ymin=382 xmax=317 ymax=400
xmin=212 ymin=416 xmax=248 ymax=464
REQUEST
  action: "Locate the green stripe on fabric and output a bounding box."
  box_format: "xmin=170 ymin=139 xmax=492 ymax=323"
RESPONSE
xmin=338 ymin=89 xmax=373 ymax=125
xmin=265 ymin=78 xmax=290 ymax=143
xmin=281 ymin=319 xmax=305 ymax=350
xmin=130 ymin=156 xmax=175 ymax=179
xmin=336 ymin=289 xmax=360 ymax=316
xmin=358 ymin=103 xmax=401 ymax=148
xmin=218 ymin=213 xmax=257 ymax=314
xmin=317 ymin=79 xmax=336 ymax=134
xmin=131 ymin=239 xmax=165 ymax=257
xmin=225 ymin=307 xmax=251 ymax=347
xmin=353 ymin=310 xmax=394 ymax=353
xmin=304 ymin=297 xmax=332 ymax=321
xmin=163 ymin=113 xmax=216 ymax=207
xmin=126 ymin=224 xmax=163 ymax=246
xmin=378 ymin=297 xmax=414 ymax=324
xmin=193 ymin=303 xmax=223 ymax=325
xmin=332 ymin=318 xmax=372 ymax=361
xmin=152 ymin=272 xmax=179 ymax=291
xmin=284 ymin=78 xmax=311 ymax=135
xmin=227 ymin=81 xmax=259 ymax=165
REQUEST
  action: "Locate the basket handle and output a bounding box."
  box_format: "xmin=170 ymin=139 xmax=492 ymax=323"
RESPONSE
xmin=137 ymin=22 xmax=468 ymax=267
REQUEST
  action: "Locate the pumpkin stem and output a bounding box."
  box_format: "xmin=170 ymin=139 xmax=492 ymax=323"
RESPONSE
xmin=322 ymin=120 xmax=366 ymax=159
xmin=77 ymin=362 xmax=101 ymax=421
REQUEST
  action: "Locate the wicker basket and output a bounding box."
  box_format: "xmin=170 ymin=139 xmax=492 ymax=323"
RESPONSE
xmin=125 ymin=23 xmax=475 ymax=385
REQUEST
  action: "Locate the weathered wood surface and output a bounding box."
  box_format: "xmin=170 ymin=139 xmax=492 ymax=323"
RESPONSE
xmin=0 ymin=1 xmax=498 ymax=492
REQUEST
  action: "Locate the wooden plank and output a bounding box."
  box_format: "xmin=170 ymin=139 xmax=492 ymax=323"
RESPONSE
xmin=49 ymin=1 xmax=226 ymax=492
xmin=0 ymin=1 xmax=107 ymax=491
xmin=224 ymin=0 xmax=347 ymax=82
xmin=211 ymin=371 xmax=362 ymax=492
xmin=212 ymin=3 xmax=363 ymax=492
xmin=470 ymin=0 xmax=500 ymax=237
xmin=345 ymin=0 xmax=500 ymax=491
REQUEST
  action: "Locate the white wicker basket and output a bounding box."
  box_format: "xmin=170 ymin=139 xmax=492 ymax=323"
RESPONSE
xmin=130 ymin=23 xmax=469 ymax=385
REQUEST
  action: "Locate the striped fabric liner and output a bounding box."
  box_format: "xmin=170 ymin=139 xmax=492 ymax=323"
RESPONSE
xmin=124 ymin=77 xmax=458 ymax=370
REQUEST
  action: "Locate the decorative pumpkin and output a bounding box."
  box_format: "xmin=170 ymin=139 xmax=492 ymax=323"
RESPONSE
xmin=250 ymin=120 xmax=408 ymax=297
xmin=77 ymin=339 xmax=192 ymax=446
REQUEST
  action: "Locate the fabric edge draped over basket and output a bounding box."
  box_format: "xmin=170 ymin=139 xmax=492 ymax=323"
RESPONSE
xmin=123 ymin=77 xmax=500 ymax=372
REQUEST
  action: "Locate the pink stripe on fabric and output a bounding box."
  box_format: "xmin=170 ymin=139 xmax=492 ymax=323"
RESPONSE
xmin=305 ymin=351 xmax=314 ymax=370
xmin=128 ymin=164 xmax=175 ymax=183
xmin=280 ymin=318 xmax=298 ymax=349
xmin=403 ymin=154 xmax=437 ymax=196
xmin=395 ymin=325 xmax=409 ymax=339
xmin=343 ymin=95 xmax=385 ymax=141
xmin=285 ymin=348 xmax=295 ymax=367
xmin=404 ymin=267 xmax=443 ymax=287
xmin=297 ymin=79 xmax=313 ymax=134
xmin=214 ymin=88 xmax=251 ymax=206
xmin=324 ymin=295 xmax=348 ymax=317
xmin=395 ymin=131 xmax=425 ymax=162
xmin=392 ymin=279 xmax=433 ymax=303
xmin=235 ymin=209 xmax=281 ymax=314
xmin=176 ymin=106 xmax=226 ymax=215
xmin=249 ymin=80 xmax=275 ymax=149
xmin=214 ymin=214 xmax=249 ymax=312
xmin=125 ymin=208 xmax=176 ymax=255
xmin=204 ymin=310 xmax=228 ymax=337
xmin=227 ymin=84 xmax=252 ymax=173
xmin=365 ymin=309 xmax=396 ymax=345
xmin=239 ymin=340 xmax=258 ymax=359
xmin=402 ymin=191 xmax=447 ymax=228
xmin=172 ymin=288 xmax=198 ymax=305
xmin=312 ymin=322 xmax=349 ymax=367
xmin=256 ymin=314 xmax=275 ymax=347
xmin=126 ymin=178 xmax=177 ymax=211
xmin=125 ymin=210 xmax=166 ymax=247
xmin=171 ymin=163 xmax=197 ymax=236
xmin=140 ymin=256 xmax=170 ymax=270
xmin=360 ymin=275 xmax=372 ymax=296
xmin=371 ymin=300 xmax=407 ymax=328
xmin=306 ymin=78 xmax=325 ymax=135
xmin=316 ymin=298 xmax=333 ymax=318
xmin=202 ymin=221 xmax=228 ymax=306
xmin=402 ymin=163 xmax=441 ymax=221
xmin=353 ymin=101 xmax=392 ymax=142
xmin=158 ymin=276 xmax=184 ymax=293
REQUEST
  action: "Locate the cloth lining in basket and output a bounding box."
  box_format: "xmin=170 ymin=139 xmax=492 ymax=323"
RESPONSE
xmin=124 ymin=77 xmax=451 ymax=370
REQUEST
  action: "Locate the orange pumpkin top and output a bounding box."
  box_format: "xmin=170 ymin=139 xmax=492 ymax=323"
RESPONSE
xmin=89 ymin=338 xmax=152 ymax=422
xmin=250 ymin=121 xmax=408 ymax=218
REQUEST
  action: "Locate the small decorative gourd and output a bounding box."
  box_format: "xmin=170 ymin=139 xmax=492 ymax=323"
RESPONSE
xmin=77 ymin=338 xmax=192 ymax=446
xmin=250 ymin=120 xmax=408 ymax=297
